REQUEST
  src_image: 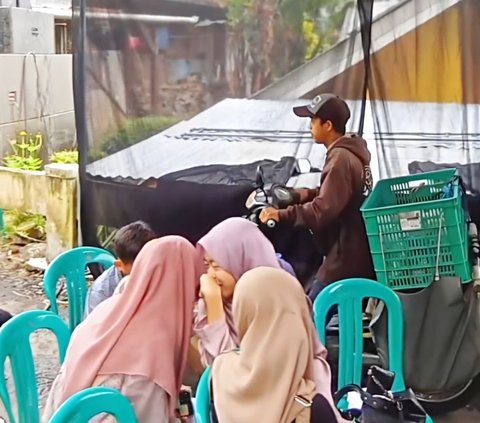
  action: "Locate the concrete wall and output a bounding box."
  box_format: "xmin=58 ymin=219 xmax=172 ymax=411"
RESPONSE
xmin=0 ymin=53 xmax=75 ymax=159
xmin=0 ymin=164 xmax=78 ymax=260
xmin=0 ymin=7 xmax=55 ymax=54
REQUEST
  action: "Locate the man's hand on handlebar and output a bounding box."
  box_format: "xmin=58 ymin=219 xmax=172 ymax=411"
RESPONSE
xmin=260 ymin=207 xmax=280 ymax=224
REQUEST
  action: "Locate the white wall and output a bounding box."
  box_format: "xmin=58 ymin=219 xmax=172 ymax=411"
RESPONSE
xmin=0 ymin=53 xmax=75 ymax=157
xmin=11 ymin=7 xmax=55 ymax=53
xmin=0 ymin=7 xmax=55 ymax=54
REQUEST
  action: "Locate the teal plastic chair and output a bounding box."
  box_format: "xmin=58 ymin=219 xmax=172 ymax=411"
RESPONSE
xmin=0 ymin=310 xmax=71 ymax=423
xmin=314 ymin=279 xmax=435 ymax=422
xmin=43 ymin=246 xmax=116 ymax=331
xmin=49 ymin=387 xmax=138 ymax=423
xmin=195 ymin=366 xmax=212 ymax=423
xmin=314 ymin=278 xmax=406 ymax=392
xmin=0 ymin=208 xmax=5 ymax=236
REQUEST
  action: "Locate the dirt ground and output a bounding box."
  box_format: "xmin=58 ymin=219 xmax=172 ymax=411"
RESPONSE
xmin=1 ymin=242 xmax=480 ymax=422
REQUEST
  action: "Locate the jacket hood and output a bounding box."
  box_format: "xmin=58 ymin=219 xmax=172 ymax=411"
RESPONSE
xmin=329 ymin=135 xmax=371 ymax=165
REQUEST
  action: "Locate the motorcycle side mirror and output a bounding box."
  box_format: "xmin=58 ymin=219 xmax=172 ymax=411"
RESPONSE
xmin=296 ymin=158 xmax=312 ymax=174
xmin=256 ymin=166 xmax=265 ymax=188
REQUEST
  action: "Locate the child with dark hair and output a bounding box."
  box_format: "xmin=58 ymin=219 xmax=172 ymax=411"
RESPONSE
xmin=85 ymin=221 xmax=156 ymax=316
xmin=0 ymin=309 xmax=12 ymax=327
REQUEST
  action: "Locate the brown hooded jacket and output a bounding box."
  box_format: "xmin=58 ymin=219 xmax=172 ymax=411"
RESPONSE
xmin=279 ymin=135 xmax=375 ymax=283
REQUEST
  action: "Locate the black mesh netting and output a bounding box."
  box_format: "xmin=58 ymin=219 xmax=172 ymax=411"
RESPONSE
xmin=72 ymin=0 xmax=372 ymax=284
xmin=72 ymin=0 xmax=480 ymax=281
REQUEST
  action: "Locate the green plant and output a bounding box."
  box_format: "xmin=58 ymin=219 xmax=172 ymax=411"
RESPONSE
xmin=2 ymin=131 xmax=47 ymax=243
xmin=4 ymin=131 xmax=43 ymax=170
xmin=98 ymin=116 xmax=179 ymax=158
xmin=4 ymin=210 xmax=46 ymax=241
xmin=303 ymin=17 xmax=321 ymax=60
xmin=50 ymin=149 xmax=79 ymax=164
xmin=226 ymin=0 xmax=354 ymax=95
xmin=97 ymin=225 xmax=118 ymax=251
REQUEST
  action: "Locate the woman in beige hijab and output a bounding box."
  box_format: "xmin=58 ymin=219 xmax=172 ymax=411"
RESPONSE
xmin=211 ymin=267 xmax=340 ymax=423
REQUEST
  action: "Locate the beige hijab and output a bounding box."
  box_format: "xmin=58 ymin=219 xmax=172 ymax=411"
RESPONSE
xmin=212 ymin=267 xmax=318 ymax=423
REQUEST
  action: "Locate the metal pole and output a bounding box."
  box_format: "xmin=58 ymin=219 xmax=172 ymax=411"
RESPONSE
xmin=76 ymin=0 xmax=91 ymax=246
xmin=85 ymin=12 xmax=199 ymax=24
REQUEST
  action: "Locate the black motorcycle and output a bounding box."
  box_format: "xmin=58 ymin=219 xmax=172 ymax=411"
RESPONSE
xmin=243 ymin=162 xmax=323 ymax=288
xmin=245 ymin=164 xmax=480 ymax=416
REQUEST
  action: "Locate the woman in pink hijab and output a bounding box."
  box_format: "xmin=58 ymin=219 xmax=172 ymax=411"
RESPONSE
xmin=42 ymin=236 xmax=201 ymax=423
xmin=193 ymin=217 xmax=336 ymax=407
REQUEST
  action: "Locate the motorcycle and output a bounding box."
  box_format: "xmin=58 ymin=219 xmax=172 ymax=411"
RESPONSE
xmin=243 ymin=161 xmax=323 ymax=287
xmin=245 ymin=163 xmax=480 ymax=415
xmin=244 ymin=165 xmax=297 ymax=228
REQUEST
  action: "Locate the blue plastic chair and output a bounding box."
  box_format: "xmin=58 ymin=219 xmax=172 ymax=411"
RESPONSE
xmin=49 ymin=387 xmax=138 ymax=423
xmin=43 ymin=246 xmax=116 ymax=331
xmin=195 ymin=366 xmax=212 ymax=423
xmin=0 ymin=310 xmax=71 ymax=423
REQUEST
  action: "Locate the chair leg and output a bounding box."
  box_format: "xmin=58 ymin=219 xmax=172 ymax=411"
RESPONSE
xmin=0 ymin=209 xmax=5 ymax=236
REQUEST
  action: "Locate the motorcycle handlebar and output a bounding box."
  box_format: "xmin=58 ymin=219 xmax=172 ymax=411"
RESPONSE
xmin=266 ymin=219 xmax=276 ymax=228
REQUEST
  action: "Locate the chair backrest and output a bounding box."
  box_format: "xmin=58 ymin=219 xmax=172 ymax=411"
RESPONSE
xmin=43 ymin=246 xmax=116 ymax=331
xmin=49 ymin=387 xmax=138 ymax=423
xmin=313 ymin=278 xmax=406 ymax=393
xmin=0 ymin=310 xmax=71 ymax=423
xmin=196 ymin=366 xmax=212 ymax=423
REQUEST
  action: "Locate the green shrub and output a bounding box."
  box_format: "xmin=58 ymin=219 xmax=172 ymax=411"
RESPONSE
xmin=50 ymin=149 xmax=79 ymax=164
xmin=4 ymin=210 xmax=46 ymax=241
xmin=98 ymin=116 xmax=179 ymax=158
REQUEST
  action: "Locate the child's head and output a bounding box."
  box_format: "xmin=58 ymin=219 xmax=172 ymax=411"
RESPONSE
xmin=114 ymin=221 xmax=156 ymax=275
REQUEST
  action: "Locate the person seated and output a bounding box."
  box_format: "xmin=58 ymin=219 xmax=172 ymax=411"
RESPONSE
xmin=85 ymin=221 xmax=156 ymax=316
xmin=194 ymin=217 xmax=289 ymax=366
xmin=194 ymin=218 xmax=333 ymax=397
xmin=0 ymin=309 xmax=12 ymax=327
xmin=42 ymin=237 xmax=201 ymax=423
xmin=211 ymin=267 xmax=342 ymax=423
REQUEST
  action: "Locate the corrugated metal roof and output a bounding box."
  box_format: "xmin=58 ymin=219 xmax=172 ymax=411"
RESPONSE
xmin=86 ymin=98 xmax=326 ymax=181
xmin=86 ymin=98 xmax=480 ymax=185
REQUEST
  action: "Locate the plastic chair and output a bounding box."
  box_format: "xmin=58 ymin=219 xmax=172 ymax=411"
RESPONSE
xmin=49 ymin=387 xmax=137 ymax=423
xmin=0 ymin=310 xmax=71 ymax=423
xmin=43 ymin=246 xmax=116 ymax=331
xmin=314 ymin=279 xmax=435 ymax=422
xmin=314 ymin=278 xmax=406 ymax=392
xmin=195 ymin=366 xmax=212 ymax=423
xmin=0 ymin=208 xmax=5 ymax=236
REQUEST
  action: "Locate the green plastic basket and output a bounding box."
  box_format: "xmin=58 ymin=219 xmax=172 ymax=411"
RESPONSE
xmin=361 ymin=169 xmax=471 ymax=290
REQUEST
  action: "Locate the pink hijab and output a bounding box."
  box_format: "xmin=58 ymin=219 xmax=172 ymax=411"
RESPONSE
xmin=197 ymin=217 xmax=281 ymax=280
xmin=60 ymin=236 xmax=201 ymax=415
xmin=196 ymin=218 xmax=281 ymax=341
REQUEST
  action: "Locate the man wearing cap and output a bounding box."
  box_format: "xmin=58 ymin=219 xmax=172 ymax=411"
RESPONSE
xmin=260 ymin=94 xmax=375 ymax=302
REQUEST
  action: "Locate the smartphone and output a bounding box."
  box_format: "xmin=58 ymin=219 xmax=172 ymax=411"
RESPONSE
xmin=178 ymin=389 xmax=194 ymax=418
